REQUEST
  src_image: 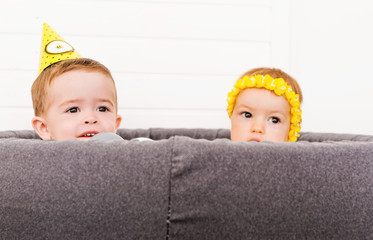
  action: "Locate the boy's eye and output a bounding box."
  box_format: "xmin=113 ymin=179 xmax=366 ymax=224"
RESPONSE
xmin=67 ymin=107 xmax=79 ymax=113
xmin=98 ymin=106 xmax=109 ymax=112
xmin=241 ymin=112 xmax=252 ymax=118
xmin=269 ymin=117 xmax=280 ymax=124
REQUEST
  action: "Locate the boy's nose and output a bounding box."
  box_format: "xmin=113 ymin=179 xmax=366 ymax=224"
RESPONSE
xmin=84 ymin=114 xmax=98 ymax=124
xmin=85 ymin=120 xmax=98 ymax=124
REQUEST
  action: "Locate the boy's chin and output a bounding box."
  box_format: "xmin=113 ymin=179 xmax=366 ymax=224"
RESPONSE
xmin=76 ymin=137 xmax=94 ymax=141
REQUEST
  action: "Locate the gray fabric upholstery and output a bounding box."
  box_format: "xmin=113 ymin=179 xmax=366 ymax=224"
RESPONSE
xmin=170 ymin=137 xmax=373 ymax=239
xmin=0 ymin=138 xmax=171 ymax=239
xmin=2 ymin=128 xmax=373 ymax=142
xmin=1 ymin=128 xmax=373 ymax=239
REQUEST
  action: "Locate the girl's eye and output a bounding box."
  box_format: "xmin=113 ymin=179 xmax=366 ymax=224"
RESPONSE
xmin=270 ymin=117 xmax=280 ymax=124
xmin=67 ymin=107 xmax=79 ymax=113
xmin=241 ymin=112 xmax=252 ymax=118
xmin=98 ymin=106 xmax=109 ymax=112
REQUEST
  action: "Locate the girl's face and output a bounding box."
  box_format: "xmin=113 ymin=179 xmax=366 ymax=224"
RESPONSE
xmin=230 ymin=88 xmax=290 ymax=142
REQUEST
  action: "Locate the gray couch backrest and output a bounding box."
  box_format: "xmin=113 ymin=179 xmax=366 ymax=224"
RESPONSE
xmin=1 ymin=129 xmax=373 ymax=239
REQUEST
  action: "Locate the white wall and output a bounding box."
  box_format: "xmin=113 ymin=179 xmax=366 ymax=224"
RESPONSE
xmin=0 ymin=0 xmax=372 ymax=135
xmin=290 ymin=0 xmax=373 ymax=135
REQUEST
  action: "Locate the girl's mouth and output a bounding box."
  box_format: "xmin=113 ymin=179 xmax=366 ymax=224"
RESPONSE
xmin=248 ymin=138 xmax=261 ymax=142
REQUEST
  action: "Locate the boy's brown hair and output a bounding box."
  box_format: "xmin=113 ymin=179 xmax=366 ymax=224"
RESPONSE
xmin=31 ymin=58 xmax=117 ymax=116
xmin=239 ymin=67 xmax=303 ymax=103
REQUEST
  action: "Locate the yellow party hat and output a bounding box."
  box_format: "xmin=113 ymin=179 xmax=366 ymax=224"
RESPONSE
xmin=38 ymin=23 xmax=82 ymax=74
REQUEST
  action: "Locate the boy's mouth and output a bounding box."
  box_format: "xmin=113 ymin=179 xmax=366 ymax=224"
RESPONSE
xmin=79 ymin=131 xmax=99 ymax=138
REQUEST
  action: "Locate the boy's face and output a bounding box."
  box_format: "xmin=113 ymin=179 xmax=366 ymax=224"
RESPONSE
xmin=230 ymin=88 xmax=290 ymax=142
xmin=32 ymin=70 xmax=122 ymax=140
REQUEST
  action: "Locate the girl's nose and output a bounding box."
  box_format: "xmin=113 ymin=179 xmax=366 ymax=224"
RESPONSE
xmin=251 ymin=120 xmax=264 ymax=134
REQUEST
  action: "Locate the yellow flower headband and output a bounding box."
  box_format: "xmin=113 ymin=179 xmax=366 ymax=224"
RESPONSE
xmin=227 ymin=74 xmax=302 ymax=142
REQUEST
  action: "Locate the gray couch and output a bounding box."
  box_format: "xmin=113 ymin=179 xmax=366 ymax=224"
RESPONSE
xmin=1 ymin=128 xmax=373 ymax=239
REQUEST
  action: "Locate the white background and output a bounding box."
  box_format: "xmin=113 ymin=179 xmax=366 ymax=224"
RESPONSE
xmin=0 ymin=0 xmax=372 ymax=135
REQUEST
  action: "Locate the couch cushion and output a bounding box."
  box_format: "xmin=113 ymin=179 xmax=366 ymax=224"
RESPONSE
xmin=169 ymin=136 xmax=373 ymax=239
xmin=0 ymin=138 xmax=171 ymax=239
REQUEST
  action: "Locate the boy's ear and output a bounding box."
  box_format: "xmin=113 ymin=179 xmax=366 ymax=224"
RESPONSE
xmin=32 ymin=116 xmax=51 ymax=140
xmin=115 ymin=115 xmax=122 ymax=130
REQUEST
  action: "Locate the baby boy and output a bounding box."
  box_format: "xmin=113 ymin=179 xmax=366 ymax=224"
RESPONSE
xmin=31 ymin=24 xmax=121 ymax=140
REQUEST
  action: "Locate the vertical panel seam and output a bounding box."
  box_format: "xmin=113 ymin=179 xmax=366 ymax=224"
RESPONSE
xmin=166 ymin=136 xmax=176 ymax=239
